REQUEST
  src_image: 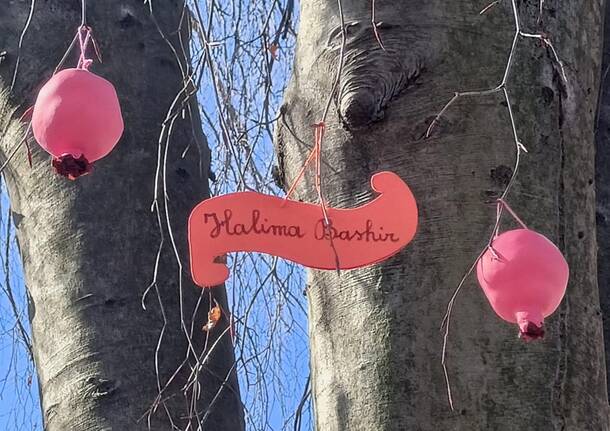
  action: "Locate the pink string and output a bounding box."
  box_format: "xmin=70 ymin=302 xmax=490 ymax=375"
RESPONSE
xmin=497 ymin=198 xmax=528 ymax=230
xmin=77 ymin=26 xmax=93 ymax=70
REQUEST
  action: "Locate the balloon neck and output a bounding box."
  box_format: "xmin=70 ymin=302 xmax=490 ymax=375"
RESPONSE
xmin=52 ymin=153 xmax=92 ymax=180
xmin=516 ymin=310 xmax=545 ymax=342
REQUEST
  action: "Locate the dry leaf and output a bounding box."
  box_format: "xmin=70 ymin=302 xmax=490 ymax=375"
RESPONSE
xmin=203 ymin=306 xmax=222 ymax=332
xmin=268 ymin=43 xmax=279 ymax=59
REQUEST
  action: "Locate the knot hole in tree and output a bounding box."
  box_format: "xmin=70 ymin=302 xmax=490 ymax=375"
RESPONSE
xmin=324 ymin=21 xmax=426 ymax=129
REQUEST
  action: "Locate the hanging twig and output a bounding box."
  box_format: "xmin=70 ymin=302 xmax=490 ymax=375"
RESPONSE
xmin=1 ymin=212 xmax=33 ymax=362
xmin=433 ymin=0 xmax=568 ymax=410
xmin=143 ymin=1 xmax=312 ymax=428
xmin=9 ymin=0 xmax=36 ymax=92
xmin=81 ymin=0 xmax=87 ymax=26
xmin=371 ymin=0 xmax=386 ymax=51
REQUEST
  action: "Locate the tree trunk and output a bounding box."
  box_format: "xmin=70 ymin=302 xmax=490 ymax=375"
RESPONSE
xmin=0 ymin=2 xmax=243 ymax=430
xmin=277 ymin=1 xmax=610 ymax=429
xmin=596 ymin=0 xmax=610 ymax=399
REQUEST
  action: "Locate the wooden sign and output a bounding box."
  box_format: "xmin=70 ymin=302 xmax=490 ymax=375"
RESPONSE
xmin=188 ymin=171 xmax=418 ymax=287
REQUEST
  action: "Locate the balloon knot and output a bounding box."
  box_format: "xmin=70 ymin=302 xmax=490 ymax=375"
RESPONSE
xmin=52 ymin=154 xmax=93 ymax=180
xmin=518 ymin=321 xmax=545 ymax=342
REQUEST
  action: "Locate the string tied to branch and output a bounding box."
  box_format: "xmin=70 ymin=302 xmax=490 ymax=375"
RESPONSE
xmin=76 ymin=25 xmax=101 ymax=70
xmin=282 ymin=121 xmax=342 ymax=272
xmin=284 ymin=122 xmax=330 ymax=226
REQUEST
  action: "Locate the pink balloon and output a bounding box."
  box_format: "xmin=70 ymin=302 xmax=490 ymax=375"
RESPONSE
xmin=32 ymin=68 xmax=123 ymax=179
xmin=476 ymin=229 xmax=569 ymax=341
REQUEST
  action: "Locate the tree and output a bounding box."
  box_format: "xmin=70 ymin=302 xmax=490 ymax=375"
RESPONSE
xmin=2 ymin=0 xmax=610 ymax=430
xmin=597 ymin=0 xmax=610 ymax=401
xmin=276 ymin=0 xmax=610 ymax=429
xmin=0 ymin=2 xmax=243 ymax=430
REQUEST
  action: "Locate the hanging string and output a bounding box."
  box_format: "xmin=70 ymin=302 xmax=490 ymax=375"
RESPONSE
xmin=282 ymin=0 xmax=347 ymax=273
xmin=283 ymin=122 xmax=341 ymax=272
xmin=77 ymin=0 xmax=90 ymax=69
xmin=283 ymin=126 xmax=320 ymax=201
xmin=77 ymin=26 xmax=93 ymax=70
xmin=284 ymin=123 xmax=330 ymax=225
xmin=12 ymin=0 xmax=93 ymax=171
xmin=55 ymin=0 xmax=102 ymax=73
xmin=497 ymin=198 xmax=528 ymax=230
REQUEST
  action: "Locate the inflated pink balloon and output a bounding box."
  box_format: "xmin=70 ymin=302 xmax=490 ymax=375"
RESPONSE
xmin=32 ymin=68 xmax=123 ymax=179
xmin=476 ymin=229 xmax=569 ymax=341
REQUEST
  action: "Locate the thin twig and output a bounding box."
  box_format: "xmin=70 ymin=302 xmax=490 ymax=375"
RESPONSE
xmin=371 ymin=0 xmax=386 ymax=51
xmin=437 ymin=0 xmax=566 ymax=410
xmin=2 ymin=211 xmax=34 ymax=362
xmin=480 ymin=0 xmax=501 ymax=15
xmin=10 ymin=0 xmax=36 ymax=92
xmin=81 ymin=0 xmax=87 ymax=26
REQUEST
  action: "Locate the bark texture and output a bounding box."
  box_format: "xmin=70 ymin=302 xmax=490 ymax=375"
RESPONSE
xmin=278 ymin=1 xmax=610 ymax=429
xmin=597 ymin=0 xmax=610 ymax=398
xmin=0 ymin=2 xmax=243 ymax=430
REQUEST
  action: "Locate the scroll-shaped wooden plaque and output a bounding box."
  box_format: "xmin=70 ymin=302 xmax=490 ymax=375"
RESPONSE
xmin=188 ymin=171 xmax=418 ymax=287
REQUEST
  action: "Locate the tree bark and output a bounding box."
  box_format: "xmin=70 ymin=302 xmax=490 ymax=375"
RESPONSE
xmin=0 ymin=2 xmax=243 ymax=430
xmin=277 ymin=1 xmax=610 ymax=429
xmin=596 ymin=0 xmax=610 ymax=399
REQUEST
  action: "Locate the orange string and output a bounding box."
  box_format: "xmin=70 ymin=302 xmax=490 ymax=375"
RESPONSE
xmin=282 ymin=121 xmax=340 ymax=270
xmin=284 ymin=121 xmax=328 ymax=227
xmin=284 ymin=143 xmax=318 ymax=201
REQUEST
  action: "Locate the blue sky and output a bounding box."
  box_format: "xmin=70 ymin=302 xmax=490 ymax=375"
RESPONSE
xmin=0 ymin=184 xmax=42 ymax=430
